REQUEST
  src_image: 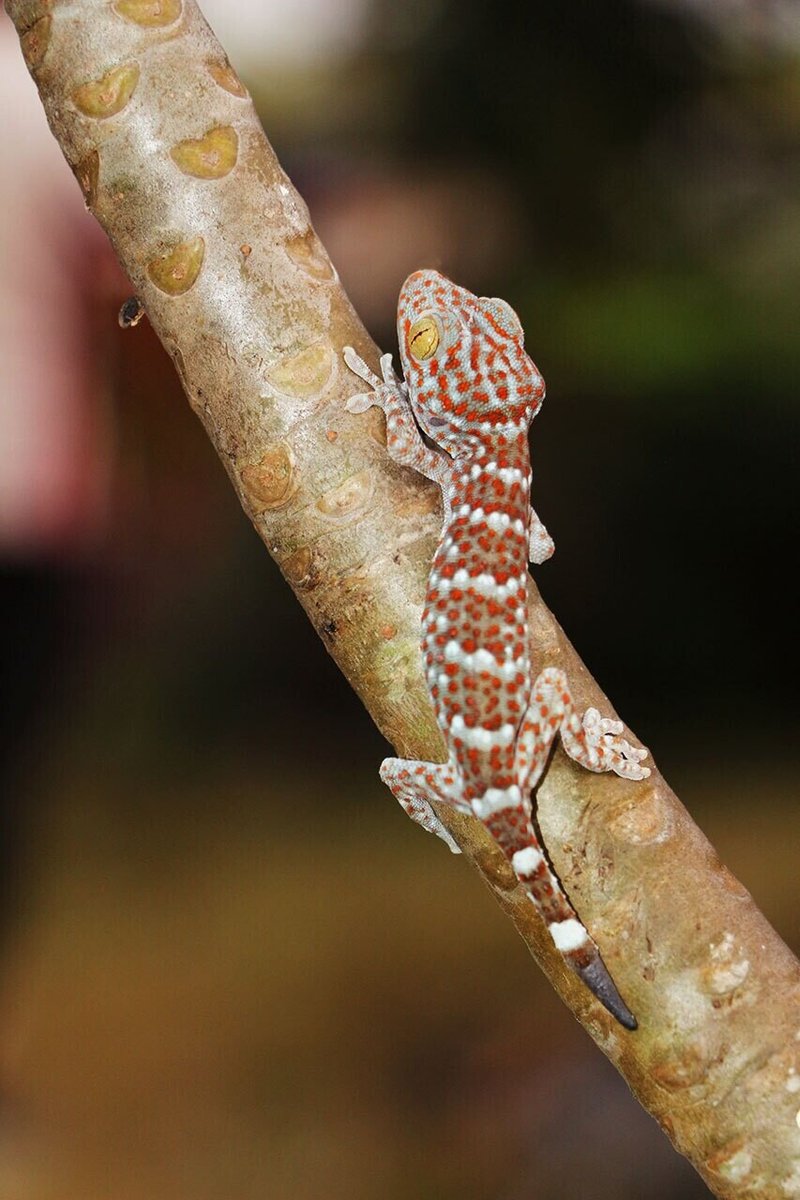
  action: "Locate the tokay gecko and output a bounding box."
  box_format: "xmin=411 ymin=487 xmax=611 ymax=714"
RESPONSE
xmin=343 ymin=270 xmax=649 ymax=1029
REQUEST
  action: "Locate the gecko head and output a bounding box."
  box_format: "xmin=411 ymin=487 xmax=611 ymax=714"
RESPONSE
xmin=396 ymin=269 xmax=545 ymax=455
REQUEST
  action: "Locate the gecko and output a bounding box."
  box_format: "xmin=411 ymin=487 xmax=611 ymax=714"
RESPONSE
xmin=343 ymin=270 xmax=649 ymax=1029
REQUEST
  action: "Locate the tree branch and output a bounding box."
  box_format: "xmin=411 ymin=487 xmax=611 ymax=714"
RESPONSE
xmin=7 ymin=2 xmax=800 ymax=1195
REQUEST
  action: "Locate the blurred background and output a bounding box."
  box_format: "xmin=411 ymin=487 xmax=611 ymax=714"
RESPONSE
xmin=1 ymin=0 xmax=799 ymax=1196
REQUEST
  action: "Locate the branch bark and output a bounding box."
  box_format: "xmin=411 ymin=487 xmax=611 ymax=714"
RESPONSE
xmin=6 ymin=2 xmax=800 ymax=1196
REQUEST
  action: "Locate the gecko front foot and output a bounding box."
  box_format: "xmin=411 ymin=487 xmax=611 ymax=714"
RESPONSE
xmin=343 ymin=346 xmax=451 ymax=487
xmin=343 ymin=347 xmax=404 ymax=414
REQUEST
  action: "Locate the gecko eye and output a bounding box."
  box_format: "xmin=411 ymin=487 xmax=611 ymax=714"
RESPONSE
xmin=408 ymin=315 xmax=441 ymax=361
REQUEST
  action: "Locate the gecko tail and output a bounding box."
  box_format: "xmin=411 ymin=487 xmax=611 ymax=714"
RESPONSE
xmin=507 ymin=842 xmax=637 ymax=1030
xmin=574 ymin=949 xmax=638 ymax=1030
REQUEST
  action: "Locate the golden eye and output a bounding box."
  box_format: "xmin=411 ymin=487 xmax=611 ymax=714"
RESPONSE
xmin=408 ymin=315 xmax=440 ymax=360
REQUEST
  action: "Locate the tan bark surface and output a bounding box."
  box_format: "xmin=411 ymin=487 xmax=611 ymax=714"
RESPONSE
xmin=6 ymin=2 xmax=800 ymax=1195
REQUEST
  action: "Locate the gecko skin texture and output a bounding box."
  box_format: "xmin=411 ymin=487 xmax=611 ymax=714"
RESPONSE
xmin=344 ymin=270 xmax=649 ymax=1030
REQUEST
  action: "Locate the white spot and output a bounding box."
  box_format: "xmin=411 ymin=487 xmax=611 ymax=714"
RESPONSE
xmin=436 ymin=614 xmax=449 ymax=630
xmin=472 ymin=648 xmax=496 ymax=672
xmin=458 ymin=504 xmax=471 ymax=517
xmin=786 ymin=1070 xmax=800 ymax=1095
xmin=549 ymin=918 xmax=589 ymax=953
xmin=469 ymin=507 xmax=485 ymax=524
xmin=472 ymin=572 xmax=498 ymax=596
xmin=452 ymin=568 xmax=469 ymax=586
xmin=444 ymin=640 xmax=461 ymax=662
xmin=472 ymin=785 xmax=522 ymax=818
xmin=470 ymin=464 xmax=482 ymax=480
xmin=498 ymin=466 xmax=524 ymax=486
xmin=512 ymin=846 xmax=544 ymax=876
xmin=500 ymin=657 xmax=527 ymax=681
xmin=486 ymin=511 xmax=511 ymax=533
xmin=512 ymin=518 xmax=525 ymax=535
xmin=796 ymin=1109 xmax=800 ymax=1131
xmin=450 ymin=719 xmax=516 ymax=752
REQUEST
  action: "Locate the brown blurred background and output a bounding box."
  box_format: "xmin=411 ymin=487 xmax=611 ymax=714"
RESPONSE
xmin=1 ymin=1 xmax=799 ymax=1196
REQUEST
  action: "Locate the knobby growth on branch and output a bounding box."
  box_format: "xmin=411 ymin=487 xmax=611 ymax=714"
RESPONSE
xmin=6 ymin=2 xmax=800 ymax=1196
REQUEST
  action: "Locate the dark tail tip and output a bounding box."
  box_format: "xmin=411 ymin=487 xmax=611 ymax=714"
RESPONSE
xmin=577 ymin=953 xmax=638 ymax=1031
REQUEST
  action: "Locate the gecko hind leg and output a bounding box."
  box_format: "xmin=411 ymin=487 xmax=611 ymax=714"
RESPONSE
xmin=379 ymin=756 xmax=469 ymax=854
xmin=515 ymin=666 xmax=649 ymax=790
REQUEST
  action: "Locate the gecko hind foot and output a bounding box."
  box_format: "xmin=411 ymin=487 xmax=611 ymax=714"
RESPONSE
xmin=581 ymin=707 xmax=650 ymax=781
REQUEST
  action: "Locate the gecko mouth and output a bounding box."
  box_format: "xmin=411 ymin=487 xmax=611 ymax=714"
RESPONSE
xmin=414 ymin=411 xmax=454 ymax=457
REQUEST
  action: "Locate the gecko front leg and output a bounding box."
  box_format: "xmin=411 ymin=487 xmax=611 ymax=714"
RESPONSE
xmin=528 ymin=507 xmax=555 ymax=564
xmin=343 ymin=347 xmax=452 ymax=489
